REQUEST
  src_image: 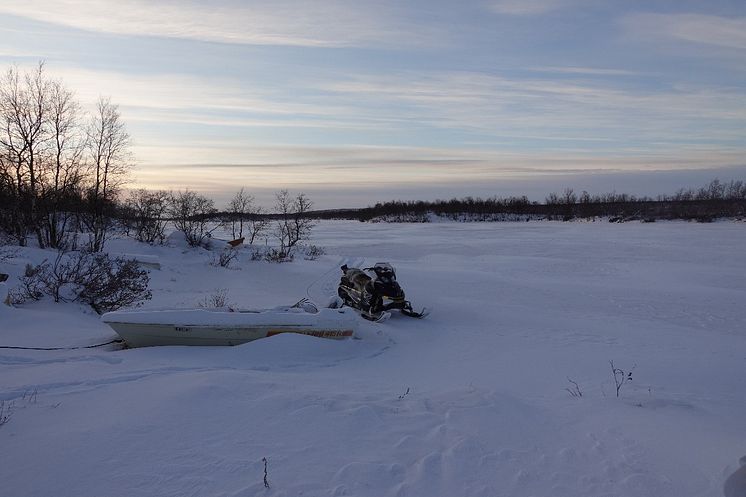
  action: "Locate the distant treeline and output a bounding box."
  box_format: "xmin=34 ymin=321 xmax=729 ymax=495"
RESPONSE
xmin=303 ymin=179 xmax=746 ymax=222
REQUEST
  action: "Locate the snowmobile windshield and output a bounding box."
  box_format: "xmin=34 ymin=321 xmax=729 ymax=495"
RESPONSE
xmin=373 ymin=264 xmax=396 ymax=283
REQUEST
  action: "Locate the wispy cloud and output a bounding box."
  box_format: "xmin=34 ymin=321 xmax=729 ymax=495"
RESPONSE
xmin=38 ymin=63 xmax=746 ymax=171
xmin=320 ymin=71 xmax=746 ymax=146
xmin=40 ymin=65 xmax=360 ymax=124
xmin=488 ymin=0 xmax=572 ymax=16
xmin=129 ymin=141 xmax=746 ymax=207
xmin=10 ymin=61 xmax=744 ymax=208
xmin=2 ymin=2 xmax=742 ymax=207
xmin=0 ymin=0 xmax=435 ymax=48
xmin=623 ymin=13 xmax=746 ymax=51
xmin=529 ymin=66 xmax=640 ymax=76
xmin=0 ymin=45 xmax=43 ymax=59
xmin=33 ymin=63 xmax=746 ymax=164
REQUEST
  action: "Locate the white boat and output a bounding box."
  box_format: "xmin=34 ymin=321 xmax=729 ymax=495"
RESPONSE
xmin=102 ymin=305 xmax=357 ymax=348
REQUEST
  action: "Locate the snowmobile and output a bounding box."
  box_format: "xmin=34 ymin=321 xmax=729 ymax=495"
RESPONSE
xmin=338 ymin=262 xmax=428 ymax=321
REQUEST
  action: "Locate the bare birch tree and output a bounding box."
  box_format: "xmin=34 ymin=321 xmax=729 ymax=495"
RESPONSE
xmin=228 ymin=187 xmax=253 ymax=240
xmin=40 ymin=79 xmax=86 ymax=249
xmin=0 ymin=63 xmax=50 ymax=246
xmin=169 ymin=189 xmax=219 ymax=248
xmin=227 ymin=187 xmax=269 ymax=243
xmin=246 ymin=205 xmax=270 ymax=245
xmin=274 ymin=190 xmax=314 ymax=258
xmin=86 ymin=96 xmax=131 ymax=251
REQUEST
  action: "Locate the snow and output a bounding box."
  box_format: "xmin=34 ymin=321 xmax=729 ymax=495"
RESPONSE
xmin=1 ymin=220 xmax=746 ymax=497
xmin=102 ymin=307 xmax=357 ymax=328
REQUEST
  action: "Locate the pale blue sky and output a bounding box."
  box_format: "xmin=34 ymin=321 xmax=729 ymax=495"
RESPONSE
xmin=2 ymin=0 xmax=745 ymax=208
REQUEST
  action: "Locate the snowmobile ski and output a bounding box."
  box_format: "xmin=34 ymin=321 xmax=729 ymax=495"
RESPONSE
xmin=402 ymin=307 xmax=429 ymax=319
xmin=365 ymin=311 xmax=391 ymax=323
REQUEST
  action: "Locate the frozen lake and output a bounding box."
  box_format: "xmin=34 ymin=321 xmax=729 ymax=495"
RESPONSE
xmin=1 ymin=219 xmax=745 ymax=497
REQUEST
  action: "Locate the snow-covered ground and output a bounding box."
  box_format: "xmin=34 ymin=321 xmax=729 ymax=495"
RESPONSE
xmin=1 ymin=220 xmax=745 ymax=497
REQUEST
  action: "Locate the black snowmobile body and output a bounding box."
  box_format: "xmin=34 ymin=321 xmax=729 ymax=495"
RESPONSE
xmin=338 ymin=262 xmax=427 ymax=320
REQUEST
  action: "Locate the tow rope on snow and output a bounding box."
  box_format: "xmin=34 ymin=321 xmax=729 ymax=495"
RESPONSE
xmin=0 ymin=338 xmax=123 ymax=351
xmin=305 ymin=257 xmax=366 ymax=302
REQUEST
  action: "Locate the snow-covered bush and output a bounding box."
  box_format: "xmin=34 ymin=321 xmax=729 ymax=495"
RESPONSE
xmin=264 ymin=248 xmax=293 ymax=263
xmin=302 ymin=244 xmax=325 ymax=260
xmin=10 ymin=251 xmax=151 ymax=313
xmin=249 ymin=244 xmax=323 ymax=262
xmin=10 ymin=263 xmax=47 ymax=303
xmin=0 ymin=246 xmax=17 ymax=263
xmin=369 ymin=213 xmax=431 ymax=223
xmin=76 ymin=255 xmax=152 ymax=313
xmin=198 ymin=288 xmax=231 ymax=308
xmin=210 ymin=248 xmax=239 ymax=268
xmin=248 ymin=245 xmax=293 ymax=263
xmin=250 ymin=247 xmax=266 ymax=261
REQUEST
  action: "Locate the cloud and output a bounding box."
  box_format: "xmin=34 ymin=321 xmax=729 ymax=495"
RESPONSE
xmin=529 ymin=66 xmax=640 ymax=76
xmin=127 ymin=140 xmax=746 ymax=207
xmin=37 ymin=64 xmax=746 ymax=165
xmin=35 ymin=65 xmax=362 ymax=125
xmin=0 ymin=43 xmax=45 ymax=59
xmin=488 ymin=0 xmax=571 ymax=16
xmin=319 ymin=71 xmax=746 ymax=145
xmin=0 ymin=0 xmax=434 ymax=48
xmin=18 ymin=64 xmax=745 ymax=199
xmin=0 ymin=50 xmax=36 ymax=58
xmin=623 ymin=13 xmax=746 ymax=51
xmin=131 ymin=141 xmax=746 ymax=176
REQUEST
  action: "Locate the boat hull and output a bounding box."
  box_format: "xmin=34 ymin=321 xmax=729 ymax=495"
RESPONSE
xmin=102 ymin=308 xmax=357 ymax=348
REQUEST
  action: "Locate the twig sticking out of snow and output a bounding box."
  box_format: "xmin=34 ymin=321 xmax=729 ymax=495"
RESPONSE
xmin=0 ymin=400 xmax=13 ymax=427
xmin=262 ymin=457 xmax=270 ymax=489
xmin=610 ymin=360 xmax=635 ymax=397
xmin=565 ymin=377 xmax=583 ymax=398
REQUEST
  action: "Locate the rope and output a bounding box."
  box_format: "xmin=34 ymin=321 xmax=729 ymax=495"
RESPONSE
xmin=305 ymin=257 xmax=365 ymax=302
xmin=0 ymin=338 xmax=123 ymax=351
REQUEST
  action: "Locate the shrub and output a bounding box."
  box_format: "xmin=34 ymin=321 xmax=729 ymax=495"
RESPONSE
xmin=76 ymin=254 xmax=152 ymax=313
xmin=125 ymin=189 xmax=170 ymax=244
xmin=264 ymin=248 xmax=293 ymax=263
xmin=9 ymin=263 xmax=47 ymax=303
xmin=250 ymin=248 xmax=266 ymax=261
xmin=210 ymin=248 xmax=239 ymax=268
xmin=0 ymin=247 xmax=17 ymax=263
xmin=302 ymin=245 xmax=326 ymax=260
xmin=198 ymin=288 xmax=231 ymax=308
xmin=10 ymin=251 xmax=151 ymax=313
